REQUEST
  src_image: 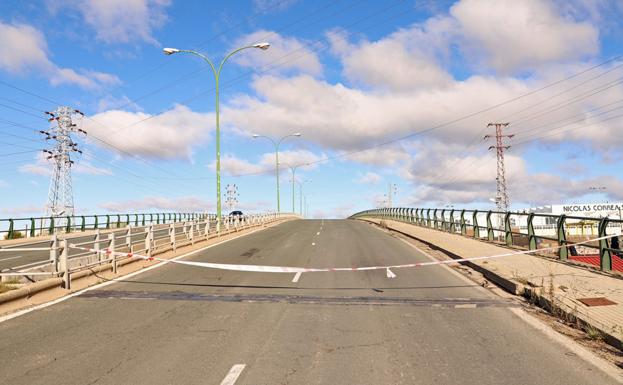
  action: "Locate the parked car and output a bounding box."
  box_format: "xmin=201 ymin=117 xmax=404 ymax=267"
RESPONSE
xmin=228 ymin=210 xmax=243 ymax=219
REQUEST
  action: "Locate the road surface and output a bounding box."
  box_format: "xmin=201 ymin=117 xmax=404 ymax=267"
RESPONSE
xmin=0 ymin=219 xmax=617 ymax=384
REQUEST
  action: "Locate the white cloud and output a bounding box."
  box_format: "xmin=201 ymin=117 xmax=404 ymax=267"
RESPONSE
xmin=18 ymin=152 xmax=113 ymax=177
xmin=99 ymin=195 xmax=212 ymax=212
xmin=0 ymin=21 xmax=120 ymax=89
xmin=48 ymin=0 xmax=171 ymax=45
xmin=449 ymin=0 xmax=599 ymax=73
xmin=327 ymin=19 xmax=454 ymax=91
xmin=84 ymin=104 xmax=213 ymax=159
xmin=231 ymin=30 xmax=323 ymax=76
xmin=253 ymin=0 xmax=299 ymax=13
xmin=215 ymin=149 xmax=324 ymax=177
xmin=356 ymin=172 xmax=382 ymax=185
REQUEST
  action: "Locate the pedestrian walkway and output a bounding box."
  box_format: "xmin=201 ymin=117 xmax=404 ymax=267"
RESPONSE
xmin=362 ymin=218 xmax=623 ymax=350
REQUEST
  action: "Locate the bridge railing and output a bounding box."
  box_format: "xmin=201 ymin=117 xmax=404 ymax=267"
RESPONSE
xmin=350 ymin=208 xmax=622 ymax=272
xmin=0 ymin=212 xmax=213 ymax=240
xmin=0 ymin=212 xmax=300 ymax=288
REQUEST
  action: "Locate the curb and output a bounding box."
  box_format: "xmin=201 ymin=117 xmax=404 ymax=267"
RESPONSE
xmin=359 ymin=218 xmax=623 ymax=351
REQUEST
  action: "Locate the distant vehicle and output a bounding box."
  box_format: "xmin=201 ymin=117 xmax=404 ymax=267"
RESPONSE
xmin=228 ymin=210 xmax=243 ymax=219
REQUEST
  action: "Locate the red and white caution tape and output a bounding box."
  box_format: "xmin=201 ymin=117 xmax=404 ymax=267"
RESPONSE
xmin=69 ymin=234 xmax=616 ymax=279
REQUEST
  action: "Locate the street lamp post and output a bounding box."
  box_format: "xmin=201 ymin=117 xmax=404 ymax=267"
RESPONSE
xmin=252 ymin=133 xmax=301 ymax=212
xmin=163 ymin=42 xmax=270 ymax=227
xmin=297 ymin=179 xmax=311 ymax=216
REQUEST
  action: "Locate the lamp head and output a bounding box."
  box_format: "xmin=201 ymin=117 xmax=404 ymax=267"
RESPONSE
xmin=163 ymin=47 xmax=180 ymax=55
xmin=252 ymin=134 xmax=260 ymax=138
xmin=253 ymin=42 xmax=270 ymax=50
xmin=293 ymin=133 xmax=302 ymax=137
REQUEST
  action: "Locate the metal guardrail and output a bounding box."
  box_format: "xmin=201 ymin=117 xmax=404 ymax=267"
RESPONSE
xmin=0 ymin=212 xmax=299 ymax=288
xmin=350 ymin=208 xmax=622 ymax=272
xmin=0 ymin=212 xmax=210 ymax=240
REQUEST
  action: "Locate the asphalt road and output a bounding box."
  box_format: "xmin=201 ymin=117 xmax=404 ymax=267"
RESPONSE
xmin=0 ymin=219 xmax=617 ymax=384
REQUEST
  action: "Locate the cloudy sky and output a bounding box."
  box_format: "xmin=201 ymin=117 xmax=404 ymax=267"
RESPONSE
xmin=1 ymin=0 xmax=623 ymax=218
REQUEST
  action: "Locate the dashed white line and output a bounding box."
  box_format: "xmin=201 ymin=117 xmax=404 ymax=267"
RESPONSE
xmin=219 ymin=364 xmax=246 ymax=385
xmin=316 ymin=232 xmax=320 ymax=235
xmin=312 ymin=242 xmax=316 ymax=246
xmin=0 ymin=255 xmax=23 ymax=262
xmin=292 ymin=271 xmax=302 ymax=283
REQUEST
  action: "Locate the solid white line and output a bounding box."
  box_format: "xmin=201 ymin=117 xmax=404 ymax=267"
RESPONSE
xmin=292 ymin=271 xmax=302 ymax=283
xmin=0 ymin=255 xmax=23 ymax=262
xmin=220 ymin=364 xmax=246 ymax=385
xmin=0 ymin=227 xmax=267 ymax=324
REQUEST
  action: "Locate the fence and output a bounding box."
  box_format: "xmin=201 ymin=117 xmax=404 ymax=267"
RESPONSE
xmin=0 ymin=212 xmax=298 ymax=289
xmin=350 ymin=207 xmax=622 ymax=272
xmin=0 ymin=212 xmax=210 ymax=240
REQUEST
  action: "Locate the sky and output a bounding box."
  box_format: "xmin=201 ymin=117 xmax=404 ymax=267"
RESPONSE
xmin=1 ymin=0 xmax=623 ymax=219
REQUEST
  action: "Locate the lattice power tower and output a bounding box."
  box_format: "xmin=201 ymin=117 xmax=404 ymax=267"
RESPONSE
xmin=485 ymin=122 xmax=513 ymax=212
xmin=41 ymin=107 xmax=85 ymax=219
xmin=224 ymin=184 xmax=239 ymax=212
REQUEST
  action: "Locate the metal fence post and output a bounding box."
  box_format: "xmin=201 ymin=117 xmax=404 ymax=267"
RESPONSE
xmin=557 ymin=214 xmax=568 ymax=260
xmin=108 ymin=233 xmax=117 ymax=274
xmin=61 ymin=239 xmax=70 ymax=290
xmin=80 ymin=216 xmax=86 ymax=232
xmin=49 ymin=216 xmax=55 ymax=235
xmin=473 ymin=210 xmax=479 ymax=238
xmin=105 ymin=215 xmax=110 ymax=229
xmin=486 ymin=211 xmax=494 ymax=241
xmin=30 ymin=217 xmax=35 ymax=237
xmin=7 ymin=219 xmax=13 ymax=239
xmin=66 ymin=216 xmax=71 ymax=234
xmin=527 ymin=213 xmax=536 ymax=250
xmin=598 ymin=218 xmax=612 ymax=271
xmin=460 ymin=210 xmax=466 ymax=235
xmin=449 ymin=209 xmax=455 ymax=233
xmin=505 ymin=212 xmax=513 ymax=246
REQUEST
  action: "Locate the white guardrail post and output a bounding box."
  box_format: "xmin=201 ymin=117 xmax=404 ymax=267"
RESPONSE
xmin=108 ymin=233 xmax=117 ymax=274
xmin=94 ymin=229 xmax=101 ymax=261
xmin=60 ymin=238 xmax=70 ymax=290
xmin=125 ymin=225 xmax=132 ymax=251
xmin=50 ymin=234 xmax=59 ymax=273
xmin=145 ymin=225 xmax=153 ymax=258
xmin=169 ymin=223 xmax=176 ymax=251
xmin=204 ymin=217 xmax=210 ymax=239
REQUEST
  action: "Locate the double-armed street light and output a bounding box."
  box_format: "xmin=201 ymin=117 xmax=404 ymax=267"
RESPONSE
xmin=297 ymin=179 xmax=311 ymax=216
xmin=163 ymin=42 xmax=270 ymax=226
xmin=252 ymin=133 xmax=301 ymax=212
xmin=287 ymin=163 xmax=310 ymax=213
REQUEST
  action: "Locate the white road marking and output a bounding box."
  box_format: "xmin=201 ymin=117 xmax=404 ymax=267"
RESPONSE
xmin=0 ymin=227 xmax=268 ymax=324
xmin=316 ymin=232 xmax=320 ymax=235
xmin=312 ymin=242 xmax=316 ymax=246
xmin=219 ymin=364 xmax=246 ymax=385
xmin=292 ymin=271 xmax=302 ymax=283
xmin=454 ymin=304 xmax=477 ymax=309
xmin=0 ymin=255 xmax=23 ymax=262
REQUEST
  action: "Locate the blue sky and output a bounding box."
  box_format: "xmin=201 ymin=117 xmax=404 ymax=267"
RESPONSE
xmin=1 ymin=0 xmax=623 ymax=218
